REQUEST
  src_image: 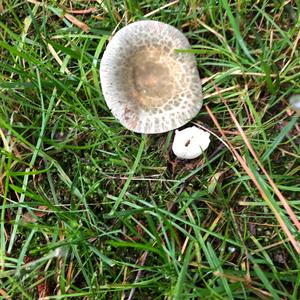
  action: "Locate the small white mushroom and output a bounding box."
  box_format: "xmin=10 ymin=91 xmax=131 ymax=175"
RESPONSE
xmin=100 ymin=20 xmax=202 ymax=134
xmin=172 ymin=126 xmax=210 ymax=159
xmin=289 ymin=94 xmax=300 ymax=111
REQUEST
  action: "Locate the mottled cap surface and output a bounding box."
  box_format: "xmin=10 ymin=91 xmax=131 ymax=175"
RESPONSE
xmin=100 ymin=20 xmax=203 ymax=134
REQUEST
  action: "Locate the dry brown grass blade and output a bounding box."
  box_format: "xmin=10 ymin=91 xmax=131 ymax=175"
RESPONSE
xmin=66 ymin=7 xmax=97 ymax=14
xmin=226 ymin=104 xmax=300 ymax=231
xmin=214 ymin=271 xmax=272 ymax=299
xmin=47 ymin=43 xmax=71 ymax=74
xmin=63 ymin=13 xmax=90 ymax=32
xmin=0 ymin=289 xmax=11 ymax=300
xmin=211 ymin=81 xmax=300 ymax=233
xmin=143 ymin=0 xmax=179 ymax=18
xmin=0 ymin=127 xmax=9 ymax=152
xmin=205 ymin=105 xmax=300 ymax=254
xmin=27 ymin=0 xmax=90 ymax=32
xmin=127 ymin=251 xmax=148 ymax=300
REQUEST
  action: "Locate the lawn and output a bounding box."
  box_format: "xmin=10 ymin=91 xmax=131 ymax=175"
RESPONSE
xmin=0 ymin=0 xmax=300 ymax=299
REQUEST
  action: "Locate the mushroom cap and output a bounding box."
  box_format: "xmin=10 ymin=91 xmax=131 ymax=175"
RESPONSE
xmin=289 ymin=94 xmax=300 ymax=111
xmin=100 ymin=20 xmax=202 ymax=134
xmin=172 ymin=126 xmax=210 ymax=159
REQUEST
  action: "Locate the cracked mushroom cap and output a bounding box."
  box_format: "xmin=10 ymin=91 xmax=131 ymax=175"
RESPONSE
xmin=100 ymin=20 xmax=203 ymax=134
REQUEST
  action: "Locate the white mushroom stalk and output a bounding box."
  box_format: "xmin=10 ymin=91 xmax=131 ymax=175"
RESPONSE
xmin=100 ymin=20 xmax=203 ymax=134
xmin=172 ymin=126 xmax=211 ymax=159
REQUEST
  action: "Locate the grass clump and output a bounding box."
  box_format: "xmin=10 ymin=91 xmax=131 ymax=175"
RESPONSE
xmin=1 ymin=0 xmax=300 ymax=299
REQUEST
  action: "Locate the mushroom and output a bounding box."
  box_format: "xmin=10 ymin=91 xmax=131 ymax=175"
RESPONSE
xmin=100 ymin=20 xmax=202 ymax=134
xmin=289 ymin=94 xmax=300 ymax=111
xmin=172 ymin=126 xmax=210 ymax=159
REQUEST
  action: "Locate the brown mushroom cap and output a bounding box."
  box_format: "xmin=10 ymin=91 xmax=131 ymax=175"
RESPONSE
xmin=100 ymin=20 xmax=202 ymax=134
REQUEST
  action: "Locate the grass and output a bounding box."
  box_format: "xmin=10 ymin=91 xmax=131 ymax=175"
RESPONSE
xmin=0 ymin=0 xmax=300 ymax=299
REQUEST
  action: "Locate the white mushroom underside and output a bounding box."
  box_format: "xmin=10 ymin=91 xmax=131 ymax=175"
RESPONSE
xmin=100 ymin=20 xmax=203 ymax=134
